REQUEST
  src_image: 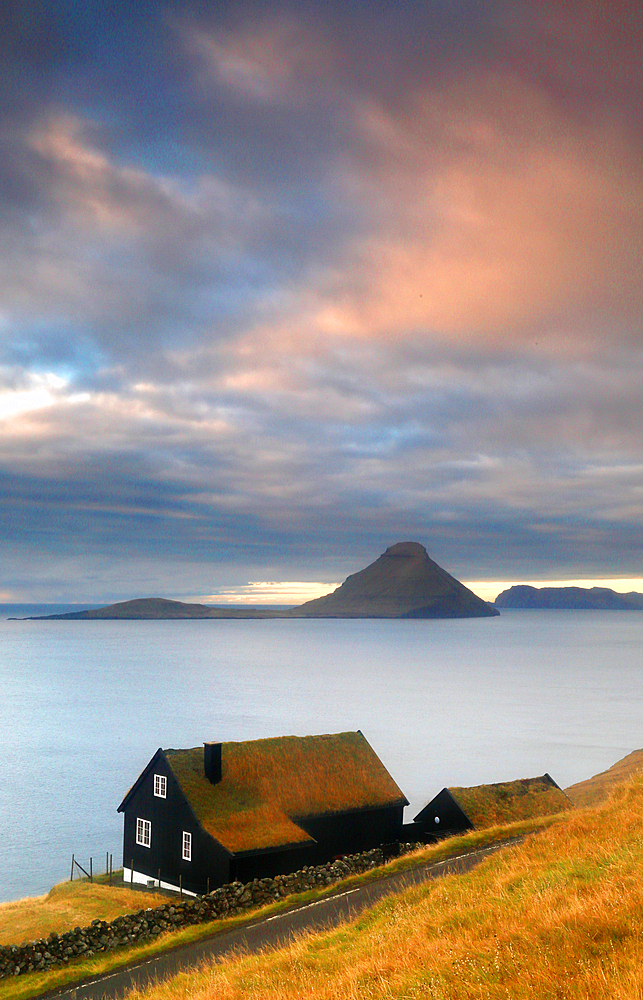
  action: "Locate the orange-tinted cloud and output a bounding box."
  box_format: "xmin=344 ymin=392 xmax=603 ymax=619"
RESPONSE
xmin=314 ymin=72 xmax=643 ymax=349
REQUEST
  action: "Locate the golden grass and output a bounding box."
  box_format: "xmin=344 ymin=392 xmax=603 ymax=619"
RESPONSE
xmin=565 ymin=748 xmax=643 ymax=807
xmin=166 ymin=733 xmax=406 ymax=852
xmin=0 ymin=881 xmax=165 ymax=947
xmin=448 ymin=775 xmax=571 ymax=828
xmin=0 ymin=820 xmax=554 ymax=1000
xmin=120 ymin=778 xmax=643 ymax=1000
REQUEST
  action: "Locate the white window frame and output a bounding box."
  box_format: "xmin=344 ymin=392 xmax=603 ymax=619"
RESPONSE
xmin=154 ymin=774 xmax=167 ymax=798
xmin=136 ymin=818 xmax=151 ymax=848
xmin=182 ymin=831 xmax=192 ymax=862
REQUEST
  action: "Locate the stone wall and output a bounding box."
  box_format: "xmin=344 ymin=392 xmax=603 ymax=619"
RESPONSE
xmin=0 ymin=844 xmax=422 ymax=979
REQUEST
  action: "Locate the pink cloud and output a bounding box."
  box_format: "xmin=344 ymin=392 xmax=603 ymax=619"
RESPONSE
xmin=185 ymin=16 xmax=331 ymax=104
xmin=268 ymin=67 xmax=643 ymax=354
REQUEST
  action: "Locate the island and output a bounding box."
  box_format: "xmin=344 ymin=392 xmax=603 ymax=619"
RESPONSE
xmin=291 ymin=541 xmax=498 ymax=618
xmin=26 ymin=541 xmax=499 ymax=620
xmin=495 ymin=585 xmax=643 ymax=610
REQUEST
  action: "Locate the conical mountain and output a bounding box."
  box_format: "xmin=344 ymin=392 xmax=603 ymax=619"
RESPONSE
xmin=290 ymin=542 xmax=499 ymax=619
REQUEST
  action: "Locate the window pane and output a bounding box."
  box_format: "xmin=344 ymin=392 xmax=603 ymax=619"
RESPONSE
xmin=136 ymin=818 xmax=151 ymax=847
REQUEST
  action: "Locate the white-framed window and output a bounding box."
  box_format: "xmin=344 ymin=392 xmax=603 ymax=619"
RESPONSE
xmin=182 ymin=831 xmax=192 ymax=861
xmin=154 ymin=774 xmax=167 ymax=798
xmin=136 ymin=818 xmax=151 ymax=848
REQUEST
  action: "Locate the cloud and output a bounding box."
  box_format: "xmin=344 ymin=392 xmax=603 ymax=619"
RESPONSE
xmin=0 ymin=371 xmax=89 ymax=421
xmin=0 ymin=1 xmax=642 ymax=599
xmin=186 ymin=15 xmax=330 ymax=104
xmin=295 ymin=75 xmax=643 ymax=349
xmin=193 ymin=580 xmax=339 ymax=604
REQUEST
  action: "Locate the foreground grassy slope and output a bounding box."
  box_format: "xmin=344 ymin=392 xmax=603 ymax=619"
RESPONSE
xmin=0 ymin=819 xmax=559 ymax=1000
xmin=127 ymin=777 xmax=643 ymax=1000
xmin=0 ymin=882 xmax=165 ymax=947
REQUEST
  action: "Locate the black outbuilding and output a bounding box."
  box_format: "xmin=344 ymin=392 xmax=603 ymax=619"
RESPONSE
xmin=412 ymin=773 xmax=571 ymax=841
xmin=117 ymin=731 xmax=408 ymax=895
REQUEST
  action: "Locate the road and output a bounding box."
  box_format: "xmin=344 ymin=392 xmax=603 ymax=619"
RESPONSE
xmin=46 ymin=839 xmax=521 ymax=1000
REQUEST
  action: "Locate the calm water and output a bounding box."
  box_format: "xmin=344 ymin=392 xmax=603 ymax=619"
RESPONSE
xmin=1 ymin=610 xmax=642 ymax=903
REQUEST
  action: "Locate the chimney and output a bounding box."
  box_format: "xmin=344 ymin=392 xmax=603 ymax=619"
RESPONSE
xmin=204 ymin=742 xmax=222 ymax=784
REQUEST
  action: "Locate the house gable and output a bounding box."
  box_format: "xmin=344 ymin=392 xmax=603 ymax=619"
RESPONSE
xmin=118 ymin=748 xmax=232 ymax=894
xmin=117 ymin=748 xmax=165 ymax=814
xmin=414 ymin=788 xmax=474 ymax=834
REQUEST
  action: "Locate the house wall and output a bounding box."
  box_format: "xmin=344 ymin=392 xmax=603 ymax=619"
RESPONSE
xmin=121 ymin=752 xmax=231 ymax=895
xmin=297 ymin=803 xmax=405 ymax=861
xmin=231 ymin=841 xmax=316 ymax=882
xmin=414 ymin=788 xmax=474 ymax=837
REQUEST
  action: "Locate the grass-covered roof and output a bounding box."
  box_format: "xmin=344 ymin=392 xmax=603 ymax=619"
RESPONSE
xmin=165 ymin=732 xmax=407 ymax=854
xmin=448 ymin=775 xmax=571 ymax=829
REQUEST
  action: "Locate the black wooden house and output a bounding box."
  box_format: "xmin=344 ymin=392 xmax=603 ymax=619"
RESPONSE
xmin=118 ymin=731 xmax=408 ymax=895
xmin=412 ymin=773 xmax=571 ymax=840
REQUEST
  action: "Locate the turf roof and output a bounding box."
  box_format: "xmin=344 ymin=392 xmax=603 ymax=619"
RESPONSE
xmin=448 ymin=775 xmax=571 ymax=829
xmin=165 ymin=732 xmax=407 ymax=853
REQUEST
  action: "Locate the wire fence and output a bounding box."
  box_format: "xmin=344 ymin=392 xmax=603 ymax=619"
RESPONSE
xmin=70 ymin=852 xmax=114 ymax=883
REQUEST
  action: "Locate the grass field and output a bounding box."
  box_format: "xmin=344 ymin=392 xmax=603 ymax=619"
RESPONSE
xmin=0 ymin=817 xmax=559 ymax=1000
xmin=0 ymin=881 xmax=165 ymax=947
xmin=113 ymin=778 xmax=643 ymax=1000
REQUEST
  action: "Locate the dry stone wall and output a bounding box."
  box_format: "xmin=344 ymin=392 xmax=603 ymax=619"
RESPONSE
xmin=0 ymin=844 xmax=422 ymax=979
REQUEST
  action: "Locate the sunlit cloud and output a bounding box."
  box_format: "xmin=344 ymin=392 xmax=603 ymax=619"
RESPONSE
xmin=0 ymin=373 xmax=89 ymax=421
xmin=190 ymin=581 xmax=340 ymax=605
xmin=305 ymin=79 xmax=643 ymax=348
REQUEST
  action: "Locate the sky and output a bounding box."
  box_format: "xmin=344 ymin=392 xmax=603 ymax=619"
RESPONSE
xmin=1 ymin=0 xmax=642 ymax=604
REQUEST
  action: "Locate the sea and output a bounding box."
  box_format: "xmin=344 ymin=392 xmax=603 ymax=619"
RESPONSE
xmin=1 ymin=606 xmax=642 ymax=904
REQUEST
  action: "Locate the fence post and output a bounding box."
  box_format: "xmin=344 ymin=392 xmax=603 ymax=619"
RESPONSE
xmin=110 ymin=854 xmax=113 ymax=885
xmin=179 ymin=874 xmax=182 ymax=899
xmin=106 ymin=852 xmax=109 ymax=877
xmin=70 ymin=854 xmax=74 ymax=882
xmin=89 ymin=857 xmax=93 ymax=883
xmin=157 ymin=868 xmax=161 ymax=889
xmin=207 ymin=877 xmax=210 ymax=895
xmin=131 ymin=859 xmax=134 ymax=887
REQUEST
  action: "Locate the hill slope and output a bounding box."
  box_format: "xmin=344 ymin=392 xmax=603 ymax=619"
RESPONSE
xmin=290 ymin=541 xmax=498 ymax=618
xmin=565 ymin=748 xmax=643 ymax=807
xmin=123 ymin=775 xmax=643 ymax=1000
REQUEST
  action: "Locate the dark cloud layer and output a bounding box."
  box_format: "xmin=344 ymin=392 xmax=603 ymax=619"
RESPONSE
xmin=1 ymin=0 xmax=642 ymax=600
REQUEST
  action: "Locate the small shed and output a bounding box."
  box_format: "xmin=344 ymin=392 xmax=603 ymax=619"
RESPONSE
xmin=413 ymin=773 xmax=571 ymax=839
xmin=118 ymin=731 xmax=408 ymax=896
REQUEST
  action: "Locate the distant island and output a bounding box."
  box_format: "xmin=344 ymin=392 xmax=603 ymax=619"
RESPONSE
xmin=26 ymin=542 xmax=499 ymax=621
xmin=291 ymin=541 xmax=498 ymax=618
xmin=495 ymin=585 xmax=643 ymax=610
